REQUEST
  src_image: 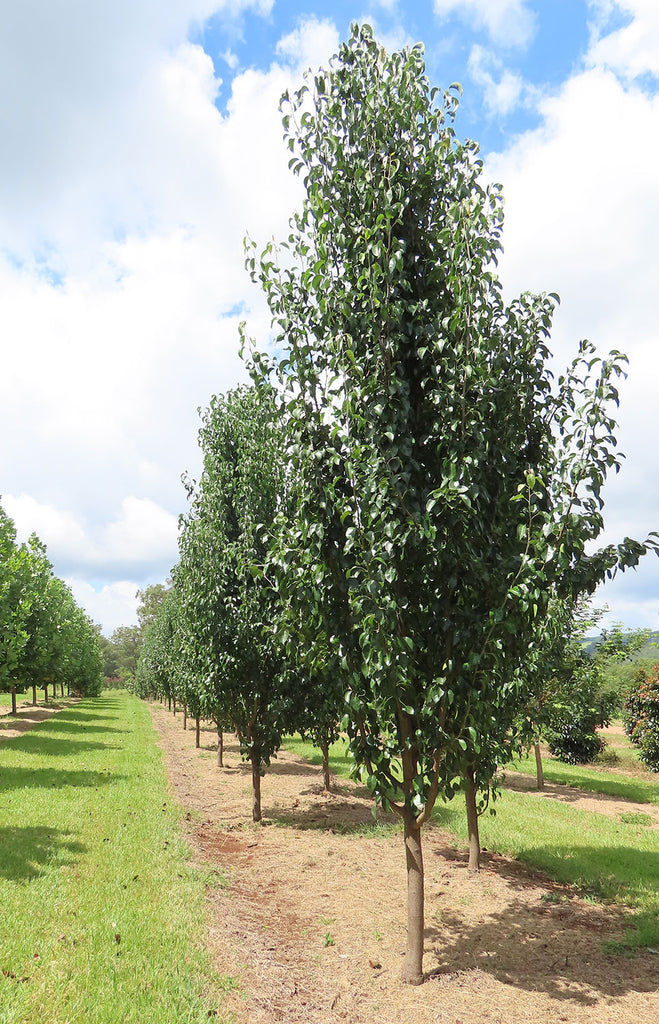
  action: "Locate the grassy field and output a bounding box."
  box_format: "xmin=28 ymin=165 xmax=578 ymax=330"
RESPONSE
xmin=282 ymin=733 xmax=659 ymax=949
xmin=0 ymin=691 xmax=233 ymax=1024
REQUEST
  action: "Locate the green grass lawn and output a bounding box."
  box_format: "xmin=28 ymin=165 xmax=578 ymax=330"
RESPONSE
xmin=282 ymin=733 xmax=659 ymax=949
xmin=0 ymin=691 xmax=233 ymax=1024
xmin=508 ymin=752 xmax=659 ymax=806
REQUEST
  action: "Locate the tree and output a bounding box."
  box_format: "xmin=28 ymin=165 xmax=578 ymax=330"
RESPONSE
xmin=177 ymin=384 xmax=295 ymax=822
xmin=624 ymin=663 xmax=659 ymax=772
xmin=110 ymin=625 xmax=142 ymax=686
xmin=136 ymin=582 xmax=171 ymax=634
xmin=245 ymin=25 xmax=658 ymax=983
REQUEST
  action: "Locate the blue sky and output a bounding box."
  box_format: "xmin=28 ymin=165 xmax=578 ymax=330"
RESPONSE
xmin=1 ymin=0 xmax=658 ymax=634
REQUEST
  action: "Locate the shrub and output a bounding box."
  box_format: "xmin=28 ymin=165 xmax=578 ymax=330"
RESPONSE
xmin=624 ymin=664 xmax=659 ymax=773
xmin=545 ymin=718 xmax=604 ymax=765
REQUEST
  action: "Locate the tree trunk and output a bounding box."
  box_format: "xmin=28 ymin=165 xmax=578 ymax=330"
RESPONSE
xmin=183 ymin=704 xmax=187 ymax=730
xmin=173 ymin=697 xmax=177 ymax=716
xmin=168 ymin=696 xmax=172 ymax=711
xmin=11 ymin=686 xmax=16 ymax=715
xmin=534 ymin=741 xmax=544 ymax=791
xmin=401 ymin=818 xmax=425 ymax=985
xmin=251 ymin=755 xmax=262 ymax=823
xmin=44 ymin=684 xmax=48 ymax=703
xmin=217 ymin=727 xmax=223 ymax=767
xmin=464 ymin=769 xmax=481 ymax=874
xmin=32 ymin=684 xmax=37 ymax=706
xmin=321 ymin=738 xmax=331 ymax=790
xmin=61 ymin=682 xmax=64 ymax=697
xmin=195 ymin=716 xmax=200 ymax=749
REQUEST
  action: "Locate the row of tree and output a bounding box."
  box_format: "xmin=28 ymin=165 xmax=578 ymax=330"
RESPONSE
xmin=134 ymin=26 xmax=658 ymax=985
xmin=0 ymin=501 xmax=103 ymax=708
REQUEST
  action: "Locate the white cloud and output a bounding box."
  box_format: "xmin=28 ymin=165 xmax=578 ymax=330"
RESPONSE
xmin=66 ymin=579 xmax=141 ymax=636
xmin=4 ymin=494 xmax=179 ymax=582
xmin=275 ymin=16 xmax=341 ymax=71
xmin=0 ymin=6 xmax=342 ymax=631
xmin=433 ymin=0 xmax=536 ymax=48
xmin=587 ymin=0 xmax=659 ymax=78
xmin=482 ymin=10 xmax=659 ymax=627
xmin=467 ymin=44 xmax=531 ymax=116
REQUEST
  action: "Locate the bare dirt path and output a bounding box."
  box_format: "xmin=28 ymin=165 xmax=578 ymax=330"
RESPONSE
xmin=149 ymin=703 xmax=659 ymax=1024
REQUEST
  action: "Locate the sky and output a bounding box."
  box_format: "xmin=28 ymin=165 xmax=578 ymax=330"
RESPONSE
xmin=1 ymin=0 xmax=658 ymax=635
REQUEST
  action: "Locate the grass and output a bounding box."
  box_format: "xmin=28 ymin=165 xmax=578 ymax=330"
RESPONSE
xmin=0 ymin=691 xmax=233 ymax=1024
xmin=281 ymin=732 xmax=659 ymax=950
xmin=509 ymin=751 xmax=659 ymax=806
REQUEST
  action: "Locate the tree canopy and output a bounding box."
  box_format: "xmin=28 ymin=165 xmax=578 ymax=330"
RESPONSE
xmin=243 ymin=24 xmax=658 ymax=983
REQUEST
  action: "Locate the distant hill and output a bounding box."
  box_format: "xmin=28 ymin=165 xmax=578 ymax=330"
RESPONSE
xmin=583 ymin=631 xmax=659 ymax=658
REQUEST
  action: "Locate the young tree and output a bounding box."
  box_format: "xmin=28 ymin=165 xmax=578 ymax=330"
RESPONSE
xmin=177 ymin=385 xmax=295 ymax=822
xmin=245 ymin=25 xmax=658 ymax=983
xmin=624 ymin=663 xmax=659 ymax=772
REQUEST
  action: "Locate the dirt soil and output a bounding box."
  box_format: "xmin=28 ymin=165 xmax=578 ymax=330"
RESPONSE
xmin=148 ymin=705 xmax=659 ymax=1024
xmin=0 ymin=699 xmax=78 ymax=741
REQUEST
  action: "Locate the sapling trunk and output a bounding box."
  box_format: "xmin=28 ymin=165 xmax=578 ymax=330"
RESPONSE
xmin=217 ymin=727 xmax=223 ymax=766
xmin=183 ymin=704 xmax=187 ymax=730
xmin=173 ymin=697 xmax=177 ymax=716
xmin=32 ymin=684 xmax=36 ymax=706
xmin=320 ymin=738 xmax=330 ymax=790
xmin=534 ymin=741 xmax=544 ymax=790
xmin=195 ymin=715 xmax=200 ymax=748
xmin=251 ymin=754 xmax=262 ymax=823
xmin=464 ymin=768 xmax=481 ymax=873
xmin=401 ymin=818 xmax=425 ymax=985
xmin=44 ymin=684 xmax=48 ymax=703
xmin=11 ymin=686 xmax=16 ymax=715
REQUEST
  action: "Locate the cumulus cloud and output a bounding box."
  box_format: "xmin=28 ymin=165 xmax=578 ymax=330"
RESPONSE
xmin=483 ymin=8 xmax=659 ymax=626
xmin=0 ymin=5 xmax=345 ymax=631
xmin=66 ymin=579 xmax=142 ymax=636
xmin=587 ymin=0 xmax=659 ymax=79
xmin=433 ymin=0 xmax=536 ymax=48
xmin=4 ymin=494 xmax=179 ymax=582
xmin=467 ymin=44 xmax=532 ymax=116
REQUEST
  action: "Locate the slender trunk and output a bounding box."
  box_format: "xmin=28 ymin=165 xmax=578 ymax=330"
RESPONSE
xmin=401 ymin=818 xmax=425 ymax=985
xmin=464 ymin=769 xmax=481 ymax=873
xmin=11 ymin=686 xmax=16 ymax=715
xmin=168 ymin=696 xmax=172 ymax=711
xmin=534 ymin=742 xmax=544 ymax=791
xmin=61 ymin=682 xmax=64 ymax=697
xmin=44 ymin=684 xmax=48 ymax=703
xmin=32 ymin=684 xmax=37 ymax=706
xmin=217 ymin=727 xmax=223 ymax=767
xmin=183 ymin=704 xmax=187 ymax=730
xmin=195 ymin=716 xmax=200 ymax=749
xmin=321 ymin=738 xmax=331 ymax=790
xmin=173 ymin=697 xmax=177 ymax=716
xmin=251 ymin=754 xmax=262 ymax=823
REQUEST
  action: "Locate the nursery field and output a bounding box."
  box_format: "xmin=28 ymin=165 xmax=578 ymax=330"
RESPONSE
xmin=1 ymin=691 xmax=658 ymax=1024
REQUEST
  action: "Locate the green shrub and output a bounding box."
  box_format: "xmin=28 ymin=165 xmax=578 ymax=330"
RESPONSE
xmin=624 ymin=664 xmax=659 ymax=773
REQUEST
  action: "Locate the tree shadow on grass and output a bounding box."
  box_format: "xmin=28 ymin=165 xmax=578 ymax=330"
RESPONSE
xmin=30 ymin=720 xmax=126 ymax=736
xmin=0 ymin=826 xmax=86 ymax=881
xmin=0 ymin=765 xmax=125 ymax=793
xmin=423 ymin=841 xmax=659 ymax=1002
xmin=0 ymin=734 xmax=111 ymax=757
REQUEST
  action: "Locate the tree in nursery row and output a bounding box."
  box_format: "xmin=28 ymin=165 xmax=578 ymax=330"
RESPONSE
xmin=0 ymin=501 xmax=103 ymax=705
xmin=242 ymin=25 xmax=658 ymax=984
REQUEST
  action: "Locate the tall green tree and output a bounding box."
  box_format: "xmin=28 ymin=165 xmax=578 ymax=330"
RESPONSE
xmin=245 ymin=25 xmax=657 ymax=983
xmin=177 ymin=384 xmax=295 ymax=821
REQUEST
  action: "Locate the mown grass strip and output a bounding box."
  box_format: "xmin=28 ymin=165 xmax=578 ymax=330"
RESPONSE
xmin=0 ymin=690 xmax=233 ymax=1024
xmin=282 ymin=733 xmax=659 ymax=949
xmin=508 ymin=753 xmax=659 ymax=805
